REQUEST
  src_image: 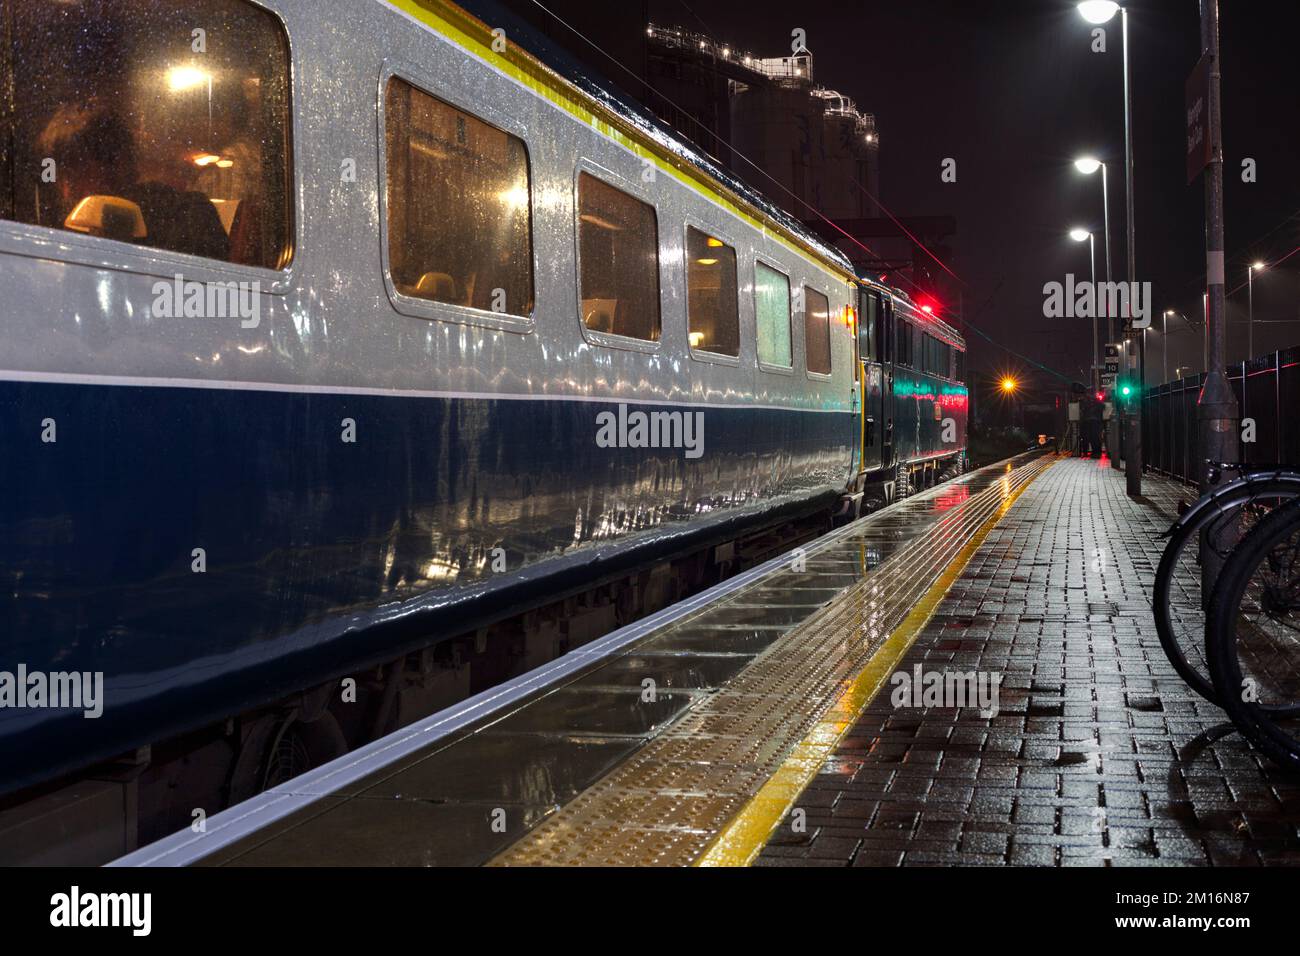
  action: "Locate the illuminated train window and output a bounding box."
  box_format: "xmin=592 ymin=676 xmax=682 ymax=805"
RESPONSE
xmin=754 ymin=261 xmax=792 ymax=368
xmin=2 ymin=0 xmax=293 ymax=269
xmin=577 ymin=172 xmax=660 ymax=342
xmin=385 ymin=77 xmax=534 ymax=317
xmin=803 ymin=286 xmax=831 ymax=375
xmin=685 ymin=226 xmax=739 ymax=356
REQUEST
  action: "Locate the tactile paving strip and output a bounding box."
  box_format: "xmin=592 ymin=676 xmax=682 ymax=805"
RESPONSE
xmin=489 ymin=456 xmax=1055 ymax=865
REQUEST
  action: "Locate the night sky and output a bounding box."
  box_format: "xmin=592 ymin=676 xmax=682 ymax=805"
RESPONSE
xmin=489 ymin=0 xmax=1300 ymax=396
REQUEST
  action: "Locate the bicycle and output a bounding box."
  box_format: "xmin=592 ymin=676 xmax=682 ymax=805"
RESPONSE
xmin=1206 ymin=496 xmax=1300 ymax=771
xmin=1153 ymin=464 xmax=1300 ymax=705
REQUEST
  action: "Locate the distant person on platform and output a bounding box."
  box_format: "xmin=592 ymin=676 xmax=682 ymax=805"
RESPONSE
xmin=1081 ymin=390 xmax=1105 ymax=458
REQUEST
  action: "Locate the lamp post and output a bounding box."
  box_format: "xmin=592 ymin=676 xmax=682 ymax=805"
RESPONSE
xmin=1193 ymin=0 xmax=1240 ymax=610
xmin=1248 ymin=261 xmax=1265 ymax=360
xmin=1077 ymin=0 xmax=1140 ymax=492
xmin=1074 ymin=157 xmax=1113 ymax=346
xmin=1070 ymin=227 xmax=1098 ymax=389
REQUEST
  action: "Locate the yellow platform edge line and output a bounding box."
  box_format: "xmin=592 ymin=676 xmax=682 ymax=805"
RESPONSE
xmin=694 ymin=457 xmax=1058 ymax=867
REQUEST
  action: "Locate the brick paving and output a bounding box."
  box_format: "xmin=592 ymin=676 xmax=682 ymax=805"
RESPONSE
xmin=757 ymin=458 xmax=1300 ymax=867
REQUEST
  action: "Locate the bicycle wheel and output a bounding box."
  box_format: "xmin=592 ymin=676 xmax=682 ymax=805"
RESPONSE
xmin=1206 ymin=499 xmax=1300 ymax=771
xmin=1153 ymin=475 xmax=1300 ymax=704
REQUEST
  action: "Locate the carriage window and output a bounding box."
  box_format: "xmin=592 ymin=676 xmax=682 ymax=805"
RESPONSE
xmin=755 ymin=262 xmax=792 ymax=368
xmin=686 ymin=227 xmax=739 ymax=356
xmin=386 ymin=77 xmax=533 ymax=317
xmin=876 ymin=299 xmax=889 ymax=364
xmin=955 ymin=349 xmax=965 ymax=383
xmin=859 ymin=290 xmax=878 ymax=363
xmin=896 ymin=318 xmax=913 ymax=367
xmin=804 ymin=286 xmax=831 ymax=374
xmin=578 ymin=173 xmax=660 ymax=341
xmin=1 ymin=0 xmax=292 ymax=269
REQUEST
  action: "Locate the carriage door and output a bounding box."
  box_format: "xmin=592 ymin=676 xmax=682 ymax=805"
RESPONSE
xmin=858 ymin=288 xmax=886 ymax=475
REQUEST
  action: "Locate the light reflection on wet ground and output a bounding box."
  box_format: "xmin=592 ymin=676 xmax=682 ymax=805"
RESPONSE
xmin=203 ymin=454 xmax=1043 ymax=866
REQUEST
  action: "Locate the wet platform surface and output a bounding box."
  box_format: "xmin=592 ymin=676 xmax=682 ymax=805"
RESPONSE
xmin=185 ymin=452 xmax=1052 ymax=866
xmin=757 ymin=458 xmax=1300 ymax=867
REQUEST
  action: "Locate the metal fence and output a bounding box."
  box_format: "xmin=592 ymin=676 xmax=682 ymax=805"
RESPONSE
xmin=1142 ymin=345 xmax=1300 ymax=484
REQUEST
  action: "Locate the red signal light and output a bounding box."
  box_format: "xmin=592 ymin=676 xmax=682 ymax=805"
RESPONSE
xmin=1095 ymin=391 xmax=1104 ymax=402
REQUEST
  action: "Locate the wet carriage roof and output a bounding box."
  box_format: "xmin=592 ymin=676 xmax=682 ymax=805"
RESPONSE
xmin=893 ymin=295 xmax=965 ymax=350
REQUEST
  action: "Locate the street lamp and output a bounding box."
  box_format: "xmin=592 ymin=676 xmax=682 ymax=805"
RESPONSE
xmin=1076 ymin=0 xmax=1138 ymax=489
xmin=1070 ymin=227 xmax=1097 ymax=389
xmin=1078 ymin=1 xmax=1120 ymax=24
xmin=1248 ymin=261 xmax=1265 ymax=360
xmin=1074 ymin=156 xmax=1113 ymax=345
xmin=999 ymin=375 xmax=1020 ymax=429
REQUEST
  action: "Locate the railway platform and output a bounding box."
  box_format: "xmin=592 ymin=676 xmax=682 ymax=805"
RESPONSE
xmin=111 ymin=453 xmax=1300 ymax=867
xmin=755 ymin=458 xmax=1300 ymax=867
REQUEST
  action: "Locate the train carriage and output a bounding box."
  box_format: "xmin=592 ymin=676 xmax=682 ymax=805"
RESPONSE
xmin=851 ymin=280 xmax=968 ymax=500
xmin=0 ymin=0 xmax=964 ymax=820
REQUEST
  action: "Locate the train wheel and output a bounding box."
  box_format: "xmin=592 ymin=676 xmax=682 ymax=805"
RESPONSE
xmin=263 ymin=724 xmax=311 ymax=789
xmin=260 ymin=712 xmax=349 ymax=791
